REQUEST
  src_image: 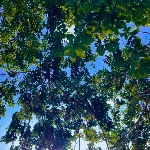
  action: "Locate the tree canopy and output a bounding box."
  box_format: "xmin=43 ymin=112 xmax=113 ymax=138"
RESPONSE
xmin=0 ymin=0 xmax=150 ymax=149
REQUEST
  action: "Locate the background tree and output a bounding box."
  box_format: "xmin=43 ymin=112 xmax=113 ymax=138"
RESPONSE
xmin=0 ymin=0 xmax=150 ymax=149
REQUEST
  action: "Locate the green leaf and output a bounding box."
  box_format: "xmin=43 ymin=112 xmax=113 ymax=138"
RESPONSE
xmin=64 ymin=49 xmax=71 ymax=56
xmin=75 ymin=48 xmax=86 ymax=58
xmin=142 ymin=56 xmax=150 ymax=61
xmin=70 ymin=57 xmax=76 ymax=62
xmin=79 ymin=44 xmax=89 ymax=52
xmin=96 ymin=45 xmax=105 ymax=56
xmin=82 ymin=34 xmax=93 ymax=44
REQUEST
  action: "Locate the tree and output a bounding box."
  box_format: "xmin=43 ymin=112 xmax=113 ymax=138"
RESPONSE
xmin=0 ymin=0 xmax=150 ymax=149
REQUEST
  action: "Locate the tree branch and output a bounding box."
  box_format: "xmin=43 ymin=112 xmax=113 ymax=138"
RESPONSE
xmin=81 ymin=94 xmax=110 ymax=150
xmin=121 ymin=99 xmax=150 ymax=139
xmin=135 ymin=119 xmax=140 ymax=150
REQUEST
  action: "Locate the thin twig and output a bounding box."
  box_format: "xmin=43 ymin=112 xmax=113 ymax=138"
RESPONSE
xmin=139 ymin=31 xmax=150 ymax=34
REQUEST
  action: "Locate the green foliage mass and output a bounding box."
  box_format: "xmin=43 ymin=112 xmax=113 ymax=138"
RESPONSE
xmin=0 ymin=0 xmax=150 ymax=149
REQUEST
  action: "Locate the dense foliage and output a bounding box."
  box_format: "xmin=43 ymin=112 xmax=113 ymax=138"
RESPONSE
xmin=0 ymin=0 xmax=150 ymax=149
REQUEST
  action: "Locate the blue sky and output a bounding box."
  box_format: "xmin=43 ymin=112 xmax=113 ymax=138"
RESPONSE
xmin=0 ymin=25 xmax=150 ymax=149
